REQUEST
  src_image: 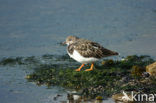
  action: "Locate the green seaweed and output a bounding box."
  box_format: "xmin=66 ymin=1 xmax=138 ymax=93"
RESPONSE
xmin=0 ymin=57 xmax=24 ymax=65
xmin=131 ymin=65 xmax=145 ymax=77
xmin=0 ymin=54 xmax=75 ymax=66
xmin=26 ymin=55 xmax=155 ymax=98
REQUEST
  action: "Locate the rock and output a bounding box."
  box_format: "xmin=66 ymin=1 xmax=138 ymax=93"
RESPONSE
xmin=53 ymin=97 xmax=57 ymax=101
xmin=96 ymin=96 xmax=103 ymax=100
xmin=56 ymin=94 xmax=62 ymax=97
xmin=142 ymin=72 xmax=150 ymax=77
xmin=131 ymin=65 xmax=145 ymax=77
xmin=112 ymin=91 xmax=133 ymax=103
xmin=120 ymin=76 xmax=131 ymax=83
xmin=67 ymin=93 xmax=74 ymax=100
xmin=146 ymin=62 xmax=156 ymax=76
xmin=25 ymin=75 xmax=31 ymax=79
xmin=73 ymin=94 xmax=81 ymax=100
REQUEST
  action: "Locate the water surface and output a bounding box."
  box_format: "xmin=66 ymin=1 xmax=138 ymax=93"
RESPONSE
xmin=0 ymin=0 xmax=156 ymax=57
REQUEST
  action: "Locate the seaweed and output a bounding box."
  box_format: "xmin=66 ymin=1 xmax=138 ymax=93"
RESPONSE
xmin=26 ymin=55 xmax=156 ymax=99
xmin=0 ymin=57 xmax=24 ymax=65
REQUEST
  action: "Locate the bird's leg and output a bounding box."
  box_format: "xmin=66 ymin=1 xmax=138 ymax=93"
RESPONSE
xmin=75 ymin=64 xmax=85 ymax=71
xmin=85 ymin=63 xmax=94 ymax=71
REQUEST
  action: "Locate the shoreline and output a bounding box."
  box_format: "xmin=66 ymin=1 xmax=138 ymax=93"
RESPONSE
xmin=1 ymin=54 xmax=155 ymax=102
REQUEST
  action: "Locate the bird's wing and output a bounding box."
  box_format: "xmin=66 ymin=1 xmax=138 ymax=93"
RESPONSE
xmin=74 ymin=40 xmax=116 ymax=58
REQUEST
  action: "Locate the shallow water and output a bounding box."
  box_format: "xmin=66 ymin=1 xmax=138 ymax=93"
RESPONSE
xmin=0 ymin=62 xmax=115 ymax=103
xmin=0 ymin=65 xmax=67 ymax=103
xmin=0 ymin=0 xmax=156 ymax=58
xmin=0 ymin=0 xmax=156 ymax=102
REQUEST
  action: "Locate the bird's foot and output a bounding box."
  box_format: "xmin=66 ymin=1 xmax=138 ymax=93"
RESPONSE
xmin=75 ymin=64 xmax=85 ymax=71
xmin=85 ymin=63 xmax=94 ymax=71
xmin=75 ymin=68 xmax=81 ymax=71
xmin=85 ymin=68 xmax=93 ymax=71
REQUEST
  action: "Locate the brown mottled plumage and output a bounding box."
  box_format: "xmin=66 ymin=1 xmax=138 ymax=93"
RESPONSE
xmin=63 ymin=35 xmax=118 ymax=71
xmin=68 ymin=38 xmax=118 ymax=58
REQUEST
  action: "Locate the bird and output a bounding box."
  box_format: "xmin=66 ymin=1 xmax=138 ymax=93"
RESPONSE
xmin=62 ymin=36 xmax=118 ymax=71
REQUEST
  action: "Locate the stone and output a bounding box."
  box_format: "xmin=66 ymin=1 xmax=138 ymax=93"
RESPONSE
xmin=146 ymin=62 xmax=156 ymax=76
xmin=96 ymin=96 xmax=103 ymax=100
xmin=112 ymin=91 xmax=133 ymax=103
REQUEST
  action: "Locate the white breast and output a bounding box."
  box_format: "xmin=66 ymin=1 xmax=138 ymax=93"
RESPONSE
xmin=67 ymin=50 xmax=99 ymax=64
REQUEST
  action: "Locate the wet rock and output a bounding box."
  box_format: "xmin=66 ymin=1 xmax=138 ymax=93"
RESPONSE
xmin=67 ymin=93 xmax=74 ymax=100
xmin=96 ymin=96 xmax=103 ymax=100
xmin=25 ymin=55 xmax=155 ymax=100
xmin=131 ymin=65 xmax=145 ymax=77
xmin=82 ymin=88 xmax=89 ymax=95
xmin=0 ymin=57 xmax=23 ymax=65
xmin=120 ymin=76 xmax=131 ymax=83
xmin=53 ymin=94 xmax=63 ymax=101
xmin=25 ymin=75 xmax=31 ymax=79
xmin=56 ymin=94 xmax=62 ymax=97
xmin=142 ymin=72 xmax=150 ymax=77
xmin=73 ymin=94 xmax=81 ymax=100
xmin=146 ymin=62 xmax=156 ymax=76
xmin=53 ymin=97 xmax=57 ymax=101
xmin=67 ymin=93 xmax=82 ymax=103
xmin=112 ymin=91 xmax=133 ymax=102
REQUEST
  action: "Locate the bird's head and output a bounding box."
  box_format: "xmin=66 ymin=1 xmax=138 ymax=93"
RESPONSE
xmin=62 ymin=36 xmax=79 ymax=46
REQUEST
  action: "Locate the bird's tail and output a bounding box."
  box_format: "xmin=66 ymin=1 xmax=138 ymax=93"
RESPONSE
xmin=111 ymin=51 xmax=119 ymax=56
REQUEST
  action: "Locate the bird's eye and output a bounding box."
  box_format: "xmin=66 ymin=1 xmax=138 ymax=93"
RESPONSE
xmin=68 ymin=39 xmax=72 ymax=41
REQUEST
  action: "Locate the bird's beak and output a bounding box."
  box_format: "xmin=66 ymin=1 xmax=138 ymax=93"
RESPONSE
xmin=61 ymin=41 xmax=66 ymax=46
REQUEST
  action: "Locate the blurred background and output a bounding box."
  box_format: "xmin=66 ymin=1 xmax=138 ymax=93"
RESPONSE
xmin=0 ymin=0 xmax=156 ymax=58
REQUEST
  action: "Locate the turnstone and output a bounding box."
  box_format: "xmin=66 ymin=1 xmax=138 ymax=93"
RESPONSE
xmin=63 ymin=36 xmax=118 ymax=71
